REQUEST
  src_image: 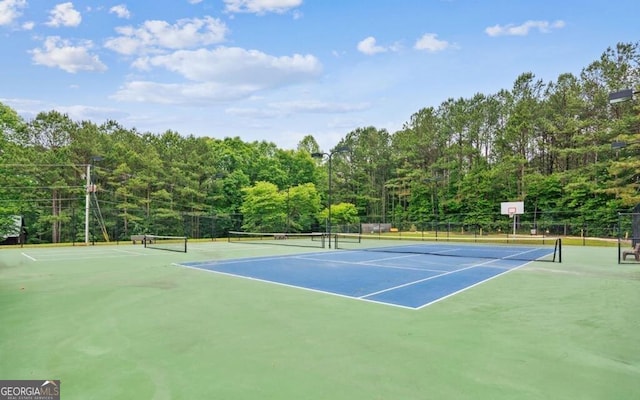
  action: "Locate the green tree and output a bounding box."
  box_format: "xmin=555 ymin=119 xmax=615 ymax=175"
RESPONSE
xmin=285 ymin=183 xmax=322 ymax=232
xmin=318 ymin=202 xmax=359 ymax=229
xmin=341 ymin=127 xmax=391 ymax=219
xmin=0 ymin=102 xmax=28 ymax=234
xmin=23 ymin=111 xmax=78 ymax=243
xmin=241 ymin=181 xmax=286 ymax=232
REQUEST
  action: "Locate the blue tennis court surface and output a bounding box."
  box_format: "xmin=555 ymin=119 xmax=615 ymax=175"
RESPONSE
xmin=178 ymin=245 xmax=551 ymax=309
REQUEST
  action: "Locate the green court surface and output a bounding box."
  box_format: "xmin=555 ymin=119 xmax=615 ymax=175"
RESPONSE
xmin=1 ymin=241 xmax=639 ymax=399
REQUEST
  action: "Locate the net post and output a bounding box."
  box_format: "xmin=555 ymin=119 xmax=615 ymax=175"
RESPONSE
xmin=557 ymin=238 xmax=562 ymax=263
xmin=142 ymin=234 xmax=187 ymax=253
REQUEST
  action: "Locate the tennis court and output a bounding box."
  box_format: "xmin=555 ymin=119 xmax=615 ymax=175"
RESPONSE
xmin=1 ymin=238 xmax=639 ymax=400
xmin=180 ymin=235 xmax=560 ymax=309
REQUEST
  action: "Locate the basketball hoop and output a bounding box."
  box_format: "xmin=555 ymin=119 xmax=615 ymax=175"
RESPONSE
xmin=501 ymin=201 xmax=523 ymax=236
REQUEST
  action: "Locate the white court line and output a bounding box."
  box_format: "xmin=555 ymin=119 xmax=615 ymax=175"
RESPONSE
xmin=113 ymin=248 xmax=147 ymax=256
xmin=29 ymin=249 xmax=119 ymax=257
xmin=358 ymin=253 xmax=427 ymax=262
xmin=34 ymin=254 xmax=141 ymax=261
xmin=359 ymin=262 xmax=450 ymax=273
xmin=185 ymin=251 xmax=456 ymax=275
xmin=503 ymin=247 xmax=551 ymax=259
xmin=173 ymin=262 xmax=417 ymax=311
xmin=296 ymin=252 xmax=453 ymax=271
xmin=296 ymin=255 xmax=450 ymax=273
xmin=354 ymin=252 xmax=456 ymax=268
xmin=181 ymin=253 xmax=324 ymax=267
xmin=22 ymin=248 xmax=148 ymax=262
xmin=415 ymin=260 xmax=536 ymax=310
xmin=360 ymin=258 xmax=504 ymax=299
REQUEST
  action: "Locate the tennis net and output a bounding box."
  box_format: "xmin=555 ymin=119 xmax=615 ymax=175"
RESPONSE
xmin=144 ymin=234 xmax=188 ymax=253
xmin=228 ymin=231 xmax=326 ymax=248
xmin=334 ymin=233 xmax=561 ymax=263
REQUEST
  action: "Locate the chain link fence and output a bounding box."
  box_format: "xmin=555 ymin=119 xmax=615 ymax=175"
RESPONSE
xmin=0 ymin=201 xmax=628 ymax=246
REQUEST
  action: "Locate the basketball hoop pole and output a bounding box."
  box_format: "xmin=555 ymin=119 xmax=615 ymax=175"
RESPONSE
xmin=501 ymin=201 xmax=523 ymax=237
xmin=508 ymin=206 xmax=517 ymax=236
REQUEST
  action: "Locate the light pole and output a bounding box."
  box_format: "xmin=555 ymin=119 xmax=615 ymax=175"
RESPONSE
xmin=312 ymin=146 xmax=350 ymax=248
xmin=609 ymin=88 xmax=639 ymax=151
xmin=609 ymin=88 xmax=639 ymax=250
xmin=608 ymin=88 xmax=638 ymax=104
xmin=612 ymin=140 xmax=640 ymax=150
xmin=85 ymin=156 xmax=102 ymax=245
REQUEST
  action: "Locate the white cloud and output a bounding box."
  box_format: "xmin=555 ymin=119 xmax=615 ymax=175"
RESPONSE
xmin=0 ymin=0 xmax=27 ymax=26
xmin=109 ymin=5 xmax=131 ymax=19
xmin=139 ymin=47 xmax=321 ymax=83
xmin=104 ymin=16 xmax=228 ymax=55
xmin=224 ymin=107 xmax=272 ymax=118
xmin=114 ymin=47 xmax=322 ymax=104
xmin=4 ymin=99 xmax=129 ymax=124
xmin=224 ymin=100 xmax=369 ymax=122
xmin=188 ymin=0 xmax=203 ymax=3
xmin=270 ymin=100 xmax=369 ymax=114
xmin=357 ymin=36 xmax=387 ymax=55
xmin=112 ymin=81 xmax=256 ymax=104
xmin=22 ymin=21 xmax=34 ymax=30
xmin=55 ymin=104 xmax=129 ymax=121
xmin=485 ymin=20 xmax=566 ymax=37
xmin=414 ymin=33 xmax=450 ymax=52
xmin=224 ymin=0 xmax=302 ymax=14
xmin=30 ymin=36 xmax=107 ymax=73
xmin=46 ymin=2 xmax=82 ymax=27
xmin=0 ymin=97 xmax=45 ymax=116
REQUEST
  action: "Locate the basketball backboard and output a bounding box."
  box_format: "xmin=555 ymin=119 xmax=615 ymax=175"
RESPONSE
xmin=501 ymin=201 xmax=524 ymax=216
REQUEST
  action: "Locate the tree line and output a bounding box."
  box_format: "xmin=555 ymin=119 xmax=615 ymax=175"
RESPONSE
xmin=0 ymin=42 xmax=638 ymax=243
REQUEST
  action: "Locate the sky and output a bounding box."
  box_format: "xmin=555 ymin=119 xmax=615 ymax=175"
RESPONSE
xmin=1 ymin=0 xmax=638 ymax=151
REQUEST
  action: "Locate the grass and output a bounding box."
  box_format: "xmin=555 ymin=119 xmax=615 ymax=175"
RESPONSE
xmin=1 ymin=241 xmax=639 ymax=399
